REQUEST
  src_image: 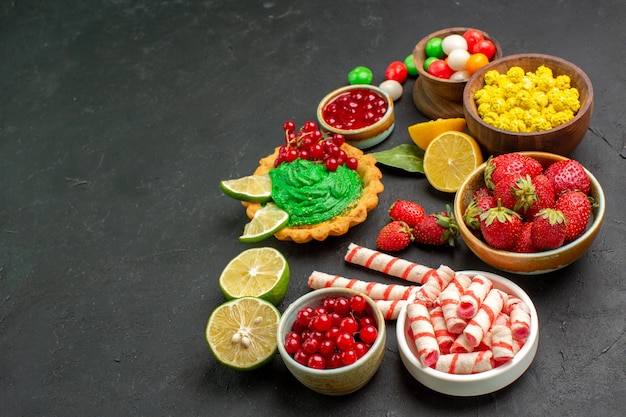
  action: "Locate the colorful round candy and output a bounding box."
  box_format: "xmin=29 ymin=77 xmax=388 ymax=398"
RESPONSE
xmin=425 ymin=37 xmax=445 ymax=59
xmin=441 ymin=34 xmax=468 ymax=55
xmin=404 ymin=54 xmax=418 ymax=76
xmin=348 ymin=66 xmax=374 ymax=85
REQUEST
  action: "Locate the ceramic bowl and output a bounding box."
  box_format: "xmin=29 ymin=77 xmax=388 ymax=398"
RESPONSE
xmin=412 ymin=27 xmax=503 ymax=119
xmin=454 ymin=151 xmax=605 ymax=275
xmin=317 ymin=84 xmax=395 ymax=149
xmin=396 ymin=270 xmax=539 ymax=396
xmin=463 ymin=53 xmax=594 ymax=157
xmin=276 ymin=287 xmax=386 ymax=395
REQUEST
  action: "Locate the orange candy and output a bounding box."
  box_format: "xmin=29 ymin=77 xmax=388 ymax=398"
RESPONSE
xmin=466 ymin=53 xmax=489 ymax=75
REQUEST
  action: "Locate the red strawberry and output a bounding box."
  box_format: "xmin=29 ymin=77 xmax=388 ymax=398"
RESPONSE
xmin=463 ymin=195 xmax=497 ymax=231
xmin=555 ymin=190 xmax=592 ymax=243
xmin=484 ymin=153 xmax=543 ymax=190
xmin=389 ymin=200 xmax=426 ymax=228
xmin=494 ymin=174 xmax=555 ymax=220
xmin=376 ymin=221 xmax=412 ymax=251
xmin=544 ymin=159 xmax=590 ymax=196
xmin=472 ymin=186 xmax=492 ymax=200
xmin=412 ymin=207 xmax=458 ymax=247
xmin=492 ymin=174 xmax=524 ymax=211
xmin=479 ymin=201 xmax=523 ymax=251
xmin=531 ymin=208 xmax=567 ymax=250
xmin=512 ymin=221 xmax=537 ymax=253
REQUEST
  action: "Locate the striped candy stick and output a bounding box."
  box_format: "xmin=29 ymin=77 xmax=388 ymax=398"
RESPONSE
xmin=374 ymin=299 xmax=408 ymax=320
xmin=507 ymin=296 xmax=531 ymax=341
xmin=463 ymin=288 xmax=507 ymax=348
xmin=344 ymin=243 xmax=439 ymax=285
xmin=307 ymin=271 xmax=416 ymax=300
xmin=430 ymin=305 xmax=455 ymax=354
xmin=407 ymin=300 xmax=440 ymax=367
xmin=435 ymin=351 xmax=494 ymax=374
xmin=437 ymin=273 xmax=472 ymax=334
xmin=457 ymin=274 xmax=494 ymax=319
xmin=413 ymin=265 xmax=456 ymax=307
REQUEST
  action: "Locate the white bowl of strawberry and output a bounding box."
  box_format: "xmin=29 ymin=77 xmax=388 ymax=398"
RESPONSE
xmin=454 ymin=151 xmax=606 ymax=274
xmin=396 ymin=270 xmax=539 ymax=396
xmin=276 ymin=287 xmax=386 ymax=395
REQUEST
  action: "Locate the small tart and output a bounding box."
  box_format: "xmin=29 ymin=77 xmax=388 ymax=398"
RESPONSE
xmin=242 ymin=143 xmax=384 ymax=243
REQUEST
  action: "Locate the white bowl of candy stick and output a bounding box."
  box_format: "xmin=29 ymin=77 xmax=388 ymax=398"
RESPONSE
xmin=395 ymin=270 xmax=539 ymax=397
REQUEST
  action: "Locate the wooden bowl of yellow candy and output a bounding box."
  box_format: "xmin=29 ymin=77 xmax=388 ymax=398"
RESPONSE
xmin=463 ymin=53 xmax=593 ymax=157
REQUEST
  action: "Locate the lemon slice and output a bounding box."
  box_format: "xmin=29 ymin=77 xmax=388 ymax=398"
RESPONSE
xmin=423 ymin=131 xmax=484 ymax=193
xmin=206 ymin=297 xmax=280 ymax=370
xmin=220 ymin=174 xmax=272 ymax=202
xmin=219 ymin=247 xmax=290 ymax=306
xmin=239 ymin=202 xmax=289 ymax=243
xmin=408 ymin=118 xmax=467 ymax=150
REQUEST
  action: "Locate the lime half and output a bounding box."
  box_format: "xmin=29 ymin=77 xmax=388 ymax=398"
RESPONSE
xmin=220 ymin=174 xmax=272 ymax=203
xmin=219 ymin=247 xmax=290 ymax=306
xmin=239 ymin=203 xmax=289 ymax=243
xmin=206 ymin=297 xmax=280 ymax=370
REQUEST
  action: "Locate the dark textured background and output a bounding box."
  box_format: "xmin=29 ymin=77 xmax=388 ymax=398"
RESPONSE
xmin=1 ymin=1 xmax=625 ymax=416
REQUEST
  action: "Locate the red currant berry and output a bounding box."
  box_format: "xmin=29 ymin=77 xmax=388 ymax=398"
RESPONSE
xmin=322 ymin=297 xmax=336 ymax=312
xmin=325 ymin=327 xmax=341 ymax=341
xmin=312 ymin=314 xmax=332 ymax=332
xmin=350 ymin=294 xmax=367 ymax=313
xmin=328 ymin=353 xmax=343 ymax=369
xmin=330 ymin=312 xmax=343 ymax=327
xmin=284 ymin=337 xmax=300 ymax=355
xmin=341 ymin=349 xmax=358 ymax=366
xmin=307 ymin=354 xmax=326 ymax=369
xmin=319 ymin=339 xmax=336 ymax=357
xmin=310 ymin=143 xmax=324 ymax=159
xmin=332 ymin=133 xmax=345 ymax=147
xmin=294 ymin=349 xmax=310 ymax=366
xmin=359 ymin=324 xmax=378 ymax=344
xmin=359 ymin=316 xmax=375 ymax=328
xmin=339 ymin=317 xmax=359 ymax=334
xmin=283 ymin=120 xmax=296 ymax=133
xmin=334 ymin=297 xmax=350 ymax=316
xmin=346 ymin=157 xmax=358 ymax=170
xmin=303 ymin=120 xmax=317 ymax=132
xmin=353 ymin=341 xmax=369 ymax=358
xmin=336 ymin=332 xmax=354 ymax=351
xmin=296 ymin=307 xmax=313 ymax=327
xmin=298 ymin=149 xmax=311 ymax=160
xmin=285 ymin=148 xmax=299 ymax=162
xmin=325 ymin=157 xmax=339 ymax=172
xmin=301 ymin=337 xmax=320 ymax=355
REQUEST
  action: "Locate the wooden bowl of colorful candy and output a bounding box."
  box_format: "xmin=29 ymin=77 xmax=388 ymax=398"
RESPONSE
xmin=396 ymin=270 xmax=539 ymax=396
xmin=463 ymin=53 xmax=594 ymax=157
xmin=412 ymin=27 xmax=502 ymax=119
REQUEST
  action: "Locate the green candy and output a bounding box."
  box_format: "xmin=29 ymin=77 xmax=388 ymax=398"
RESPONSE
xmin=348 ymin=66 xmax=373 ymax=85
xmin=425 ymin=37 xmax=445 ymax=59
xmin=404 ymin=54 xmax=418 ymax=76
xmin=424 ymin=56 xmax=438 ymax=72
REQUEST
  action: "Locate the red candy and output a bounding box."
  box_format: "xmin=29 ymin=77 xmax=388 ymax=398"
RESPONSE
xmin=385 ymin=61 xmax=408 ymax=83
xmin=427 ymin=59 xmax=454 ymax=79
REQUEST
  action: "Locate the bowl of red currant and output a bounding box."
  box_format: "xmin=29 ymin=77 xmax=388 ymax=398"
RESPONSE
xmin=316 ymin=84 xmax=395 ymax=150
xmin=276 ymin=287 xmax=386 ymax=395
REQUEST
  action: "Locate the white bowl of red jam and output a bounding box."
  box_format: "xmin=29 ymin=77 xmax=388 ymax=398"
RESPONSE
xmin=317 ymin=84 xmax=395 ymax=149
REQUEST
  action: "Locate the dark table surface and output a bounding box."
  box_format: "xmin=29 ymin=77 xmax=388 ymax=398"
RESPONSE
xmin=2 ymin=1 xmax=625 ymax=416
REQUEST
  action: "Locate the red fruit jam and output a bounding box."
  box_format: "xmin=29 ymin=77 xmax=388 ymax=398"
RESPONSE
xmin=322 ymin=89 xmax=389 ymax=130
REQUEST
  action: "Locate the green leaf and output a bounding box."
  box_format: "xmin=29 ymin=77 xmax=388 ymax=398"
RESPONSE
xmin=370 ymin=144 xmax=425 ymax=173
